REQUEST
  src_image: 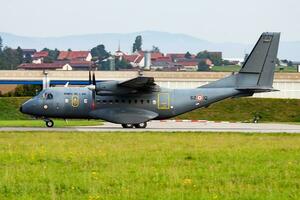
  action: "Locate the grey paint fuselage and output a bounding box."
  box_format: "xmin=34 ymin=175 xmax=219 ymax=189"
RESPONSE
xmin=22 ymin=86 xmax=241 ymax=123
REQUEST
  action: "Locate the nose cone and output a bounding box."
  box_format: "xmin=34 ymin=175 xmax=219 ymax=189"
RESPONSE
xmin=20 ymin=99 xmax=36 ymax=115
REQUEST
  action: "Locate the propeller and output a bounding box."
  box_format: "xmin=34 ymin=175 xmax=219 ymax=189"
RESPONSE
xmin=87 ymin=65 xmax=96 ymax=109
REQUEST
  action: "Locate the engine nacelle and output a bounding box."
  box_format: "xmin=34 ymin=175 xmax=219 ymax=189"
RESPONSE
xmin=95 ymin=81 xmax=134 ymax=95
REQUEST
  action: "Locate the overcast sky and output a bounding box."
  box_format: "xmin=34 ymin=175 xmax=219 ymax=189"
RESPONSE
xmin=0 ymin=0 xmax=299 ymax=43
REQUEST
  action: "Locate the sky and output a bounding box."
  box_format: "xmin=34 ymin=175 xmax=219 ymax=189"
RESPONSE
xmin=0 ymin=0 xmax=299 ymax=43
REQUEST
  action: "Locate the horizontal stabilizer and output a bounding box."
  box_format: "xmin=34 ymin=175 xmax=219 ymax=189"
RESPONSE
xmin=236 ymin=87 xmax=280 ymax=93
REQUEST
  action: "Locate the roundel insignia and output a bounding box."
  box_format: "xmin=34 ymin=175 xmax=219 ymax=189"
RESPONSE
xmin=196 ymin=95 xmax=204 ymax=101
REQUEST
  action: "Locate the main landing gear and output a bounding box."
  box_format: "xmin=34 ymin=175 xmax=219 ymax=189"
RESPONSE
xmin=44 ymin=119 xmax=54 ymax=128
xmin=122 ymin=122 xmax=147 ymax=129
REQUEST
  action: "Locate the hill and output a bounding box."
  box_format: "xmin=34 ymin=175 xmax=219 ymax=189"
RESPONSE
xmin=1 ymin=31 xmax=300 ymax=60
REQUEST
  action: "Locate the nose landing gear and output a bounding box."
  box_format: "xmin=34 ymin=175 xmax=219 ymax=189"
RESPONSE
xmin=44 ymin=119 xmax=54 ymax=128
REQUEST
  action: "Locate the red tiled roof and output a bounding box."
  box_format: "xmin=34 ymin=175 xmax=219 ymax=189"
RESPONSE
xmin=58 ymin=51 xmax=90 ymax=60
xmin=153 ymin=56 xmax=172 ymax=62
xmin=166 ymin=53 xmax=186 ymax=58
xmin=17 ymin=63 xmax=67 ymax=70
xmin=150 ymin=52 xmax=164 ymax=59
xmin=138 ymin=51 xmax=164 ymax=59
xmin=123 ymin=55 xmax=143 ymax=64
xmin=33 ymin=51 xmax=49 ymax=58
xmin=69 ymin=60 xmax=92 ymax=68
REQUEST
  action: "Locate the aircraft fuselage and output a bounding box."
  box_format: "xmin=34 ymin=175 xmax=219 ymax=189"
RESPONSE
xmin=21 ymin=86 xmax=241 ymax=124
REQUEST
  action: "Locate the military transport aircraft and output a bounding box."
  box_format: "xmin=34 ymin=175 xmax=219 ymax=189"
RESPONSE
xmin=20 ymin=32 xmax=280 ymax=128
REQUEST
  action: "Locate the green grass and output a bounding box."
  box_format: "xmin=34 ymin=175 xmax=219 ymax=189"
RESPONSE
xmin=211 ymin=65 xmax=241 ymax=72
xmin=0 ymin=132 xmax=299 ymax=199
xmin=211 ymin=65 xmax=297 ymax=73
xmin=0 ymin=120 xmax=102 ymax=127
xmin=0 ymin=97 xmax=29 ymax=120
xmin=177 ymin=98 xmax=300 ymax=122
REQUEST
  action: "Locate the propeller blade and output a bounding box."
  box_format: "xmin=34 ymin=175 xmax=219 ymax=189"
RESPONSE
xmin=93 ymin=72 xmax=96 ymax=86
xmin=89 ymin=69 xmax=92 ymax=85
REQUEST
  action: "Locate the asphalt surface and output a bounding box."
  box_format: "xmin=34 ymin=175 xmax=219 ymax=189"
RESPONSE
xmin=1 ymin=121 xmax=300 ymax=133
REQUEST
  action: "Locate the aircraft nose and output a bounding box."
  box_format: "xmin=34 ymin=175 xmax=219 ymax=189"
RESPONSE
xmin=20 ymin=99 xmax=35 ymax=115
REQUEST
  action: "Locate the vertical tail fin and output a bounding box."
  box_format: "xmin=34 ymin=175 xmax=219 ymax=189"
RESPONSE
xmin=237 ymin=32 xmax=280 ymax=90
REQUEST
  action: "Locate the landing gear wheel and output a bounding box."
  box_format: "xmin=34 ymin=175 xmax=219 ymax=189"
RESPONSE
xmin=134 ymin=122 xmax=147 ymax=129
xmin=45 ymin=120 xmax=54 ymax=128
xmin=122 ymin=124 xmax=134 ymax=128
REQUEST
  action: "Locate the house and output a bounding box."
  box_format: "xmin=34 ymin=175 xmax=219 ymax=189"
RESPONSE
xmin=58 ymin=51 xmax=92 ymax=61
xmin=17 ymin=63 xmax=72 ymax=71
xmin=151 ymin=61 xmax=183 ymax=71
xmin=152 ymin=56 xmax=172 ymax=62
xmin=32 ymin=51 xmax=49 ymax=64
xmin=167 ymin=53 xmax=196 ymax=62
xmin=53 ymin=60 xmax=93 ymax=70
xmin=123 ymin=54 xmax=144 ymax=67
xmin=176 ymin=61 xmax=199 ymax=71
xmin=21 ymin=49 xmax=37 ymax=59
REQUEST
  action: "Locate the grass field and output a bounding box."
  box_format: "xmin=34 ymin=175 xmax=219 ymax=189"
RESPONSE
xmin=178 ymin=98 xmax=300 ymax=122
xmin=0 ymin=131 xmax=299 ymax=199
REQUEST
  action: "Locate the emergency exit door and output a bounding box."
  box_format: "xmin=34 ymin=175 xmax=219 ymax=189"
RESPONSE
xmin=158 ymin=93 xmax=170 ymax=110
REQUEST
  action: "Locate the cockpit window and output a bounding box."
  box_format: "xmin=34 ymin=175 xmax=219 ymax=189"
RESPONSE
xmin=43 ymin=93 xmax=53 ymax=100
xmin=47 ymin=93 xmax=53 ymax=100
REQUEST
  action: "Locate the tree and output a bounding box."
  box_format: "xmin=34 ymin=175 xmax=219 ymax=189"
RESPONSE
xmin=16 ymin=47 xmax=23 ymax=62
xmin=196 ymin=50 xmax=209 ymax=59
xmin=0 ymin=47 xmax=23 ymax=70
xmin=151 ymin=45 xmax=160 ymax=53
xmin=42 ymin=48 xmax=60 ymax=63
xmin=288 ymin=61 xmax=293 ymax=67
xmin=184 ymin=51 xmax=192 ymax=59
xmin=196 ymin=50 xmax=222 ymax=66
xmin=198 ymin=60 xmax=210 ymax=71
xmin=115 ymin=58 xmax=132 ymax=70
xmin=132 ymin=35 xmax=142 ymax=53
xmin=91 ymin=44 xmax=110 ymax=61
xmin=0 ymin=36 xmax=2 ymax=52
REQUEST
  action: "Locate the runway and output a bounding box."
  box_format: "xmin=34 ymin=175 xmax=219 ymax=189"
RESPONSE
xmin=1 ymin=121 xmax=300 ymax=133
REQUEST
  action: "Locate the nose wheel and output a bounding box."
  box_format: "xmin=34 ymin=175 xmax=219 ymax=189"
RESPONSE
xmin=45 ymin=119 xmax=54 ymax=128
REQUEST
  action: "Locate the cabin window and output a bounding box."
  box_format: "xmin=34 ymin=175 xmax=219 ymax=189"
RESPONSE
xmin=65 ymin=99 xmax=69 ymax=103
xmin=128 ymin=100 xmax=132 ymax=104
xmin=115 ymin=99 xmax=119 ymax=103
xmin=109 ymin=100 xmax=113 ymax=104
xmin=134 ymin=100 xmax=138 ymax=104
xmin=152 ymin=100 xmax=157 ymax=105
xmin=141 ymin=100 xmax=144 ymax=104
xmin=121 ymin=100 xmax=125 ymax=103
xmin=103 ymin=100 xmax=107 ymax=104
xmin=147 ymin=100 xmax=150 ymax=104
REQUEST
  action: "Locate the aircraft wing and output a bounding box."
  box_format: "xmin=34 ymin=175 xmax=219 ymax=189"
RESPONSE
xmin=118 ymin=76 xmax=156 ymax=90
xmin=89 ymin=107 xmax=158 ymax=124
